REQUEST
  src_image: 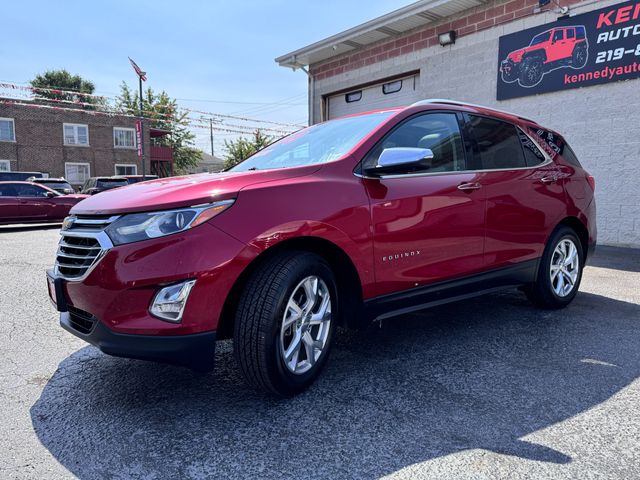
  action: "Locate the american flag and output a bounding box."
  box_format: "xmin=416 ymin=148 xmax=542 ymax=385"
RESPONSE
xmin=128 ymin=57 xmax=147 ymax=81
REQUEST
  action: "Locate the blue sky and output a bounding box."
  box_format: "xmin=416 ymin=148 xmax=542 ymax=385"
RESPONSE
xmin=1 ymin=0 xmax=411 ymax=154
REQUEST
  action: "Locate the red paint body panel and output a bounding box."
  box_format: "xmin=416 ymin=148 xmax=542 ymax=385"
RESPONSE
xmin=0 ymin=181 xmax=87 ymax=225
xmin=50 ymin=102 xmax=597 ymax=341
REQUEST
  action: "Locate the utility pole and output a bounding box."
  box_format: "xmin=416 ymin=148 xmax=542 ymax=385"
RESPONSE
xmin=210 ymin=118 xmax=215 ymax=157
xmin=129 ymin=57 xmax=147 ymax=178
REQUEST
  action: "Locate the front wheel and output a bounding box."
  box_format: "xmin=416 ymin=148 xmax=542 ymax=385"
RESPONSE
xmin=519 ymin=57 xmax=544 ymax=87
xmin=525 ymin=226 xmax=584 ymax=309
xmin=233 ymin=251 xmax=336 ymax=396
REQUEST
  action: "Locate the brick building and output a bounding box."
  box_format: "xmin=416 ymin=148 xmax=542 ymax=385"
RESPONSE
xmin=0 ymin=102 xmax=174 ymax=186
xmin=277 ymin=0 xmax=640 ymax=248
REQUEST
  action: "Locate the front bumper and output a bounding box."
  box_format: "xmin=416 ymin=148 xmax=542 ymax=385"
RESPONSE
xmin=59 ymin=309 xmax=216 ymax=371
xmin=500 ymin=59 xmax=518 ymax=74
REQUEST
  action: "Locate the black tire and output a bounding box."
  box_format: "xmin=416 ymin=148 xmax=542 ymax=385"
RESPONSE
xmin=571 ymin=46 xmax=587 ymax=69
xmin=525 ymin=226 xmax=584 ymax=309
xmin=519 ymin=56 xmax=544 ymax=87
xmin=233 ymin=251 xmax=337 ymax=397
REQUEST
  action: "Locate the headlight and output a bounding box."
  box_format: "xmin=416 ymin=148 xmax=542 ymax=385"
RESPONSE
xmin=105 ymin=199 xmax=234 ymax=245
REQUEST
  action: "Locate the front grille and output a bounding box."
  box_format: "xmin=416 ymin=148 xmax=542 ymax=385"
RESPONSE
xmin=54 ymin=215 xmax=118 ymax=280
xmin=67 ymin=305 xmax=97 ymax=334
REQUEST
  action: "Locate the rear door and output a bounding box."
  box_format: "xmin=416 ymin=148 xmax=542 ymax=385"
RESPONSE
xmin=0 ymin=184 xmax=21 ymax=223
xmin=327 ymin=73 xmax=420 ymax=120
xmin=360 ymin=111 xmax=486 ymax=296
xmin=464 ymin=114 xmax=565 ymax=268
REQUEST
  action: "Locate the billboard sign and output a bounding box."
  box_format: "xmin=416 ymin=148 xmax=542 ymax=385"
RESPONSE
xmin=497 ymin=1 xmax=640 ymax=100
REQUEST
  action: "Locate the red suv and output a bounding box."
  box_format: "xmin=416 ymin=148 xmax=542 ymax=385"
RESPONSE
xmin=501 ymin=26 xmax=588 ymax=87
xmin=47 ymin=100 xmax=596 ymax=396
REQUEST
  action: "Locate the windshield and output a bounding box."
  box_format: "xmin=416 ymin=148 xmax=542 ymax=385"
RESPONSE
xmin=97 ymin=180 xmax=128 ymax=188
xmin=230 ymin=111 xmax=395 ymax=172
xmin=530 ymin=31 xmax=551 ymax=46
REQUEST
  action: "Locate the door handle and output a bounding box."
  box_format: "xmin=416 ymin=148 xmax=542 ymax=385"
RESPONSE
xmin=458 ymin=182 xmax=482 ymax=191
xmin=540 ymin=175 xmax=558 ymax=184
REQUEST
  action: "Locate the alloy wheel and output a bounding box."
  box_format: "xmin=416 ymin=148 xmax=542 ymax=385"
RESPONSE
xmin=550 ymin=239 xmax=580 ymax=297
xmin=279 ymin=276 xmax=332 ymax=375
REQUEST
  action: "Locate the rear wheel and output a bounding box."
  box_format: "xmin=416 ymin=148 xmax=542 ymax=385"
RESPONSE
xmin=233 ymin=251 xmax=336 ymax=396
xmin=525 ymin=226 xmax=583 ymax=309
xmin=572 ymin=45 xmax=587 ymax=68
xmin=519 ymin=56 xmax=544 ymax=87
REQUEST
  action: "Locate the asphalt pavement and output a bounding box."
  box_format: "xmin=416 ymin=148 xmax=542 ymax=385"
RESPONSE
xmin=1 ymin=225 xmax=639 ymax=479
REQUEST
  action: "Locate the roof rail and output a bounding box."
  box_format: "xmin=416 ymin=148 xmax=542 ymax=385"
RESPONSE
xmin=409 ymin=99 xmax=538 ymax=124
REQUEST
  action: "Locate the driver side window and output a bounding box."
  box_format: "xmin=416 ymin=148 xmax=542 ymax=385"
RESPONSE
xmin=15 ymin=184 xmax=48 ymax=197
xmin=363 ymin=113 xmax=465 ymax=174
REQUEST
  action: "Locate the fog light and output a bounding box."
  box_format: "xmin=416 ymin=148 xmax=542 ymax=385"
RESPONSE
xmin=150 ymin=280 xmax=196 ymax=323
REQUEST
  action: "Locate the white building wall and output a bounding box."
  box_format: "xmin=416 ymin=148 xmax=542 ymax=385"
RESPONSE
xmin=311 ymin=0 xmax=640 ymax=247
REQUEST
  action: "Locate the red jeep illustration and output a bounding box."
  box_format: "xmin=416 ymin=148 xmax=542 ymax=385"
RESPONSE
xmin=501 ymin=25 xmax=588 ymax=87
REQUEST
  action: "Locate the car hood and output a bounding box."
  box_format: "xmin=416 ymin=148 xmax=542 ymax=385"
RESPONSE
xmin=70 ymin=167 xmax=319 ymax=215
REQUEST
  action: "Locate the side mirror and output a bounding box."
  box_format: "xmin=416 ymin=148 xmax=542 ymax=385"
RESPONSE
xmin=365 ymin=147 xmax=434 ymax=176
xmin=45 ymin=191 xmax=56 ymax=198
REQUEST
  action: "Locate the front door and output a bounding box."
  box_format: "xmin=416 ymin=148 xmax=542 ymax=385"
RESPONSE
xmin=360 ymin=112 xmax=486 ymax=297
xmin=14 ymin=184 xmax=55 ymax=221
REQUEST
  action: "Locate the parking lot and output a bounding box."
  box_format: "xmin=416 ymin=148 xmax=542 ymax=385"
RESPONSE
xmin=1 ymin=225 xmax=639 ymax=479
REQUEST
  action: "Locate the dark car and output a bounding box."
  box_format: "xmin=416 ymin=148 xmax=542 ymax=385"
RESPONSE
xmin=80 ymin=177 xmax=129 ymax=195
xmin=27 ymin=177 xmax=75 ymax=195
xmin=47 ymin=99 xmax=596 ymax=396
xmin=123 ymin=175 xmax=159 ymax=184
xmin=0 ymin=171 xmax=45 ymax=181
xmin=0 ymin=182 xmax=87 ymax=225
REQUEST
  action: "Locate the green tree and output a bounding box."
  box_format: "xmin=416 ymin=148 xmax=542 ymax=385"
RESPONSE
xmin=223 ymin=130 xmax=273 ymax=169
xmin=115 ymin=82 xmax=201 ymax=173
xmin=30 ymin=69 xmax=102 ymax=109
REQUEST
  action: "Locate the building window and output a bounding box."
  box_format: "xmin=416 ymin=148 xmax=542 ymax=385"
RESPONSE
xmin=65 ymin=162 xmax=90 ymax=184
xmin=115 ymin=164 xmax=137 ymax=176
xmin=382 ymin=80 xmax=402 ymax=95
xmin=345 ymin=91 xmax=362 ymax=103
xmin=63 ymin=123 xmax=89 ymax=146
xmin=0 ymin=160 xmax=10 ymax=172
xmin=0 ymin=118 xmax=16 ymax=142
xmin=114 ymin=127 xmax=136 ymax=148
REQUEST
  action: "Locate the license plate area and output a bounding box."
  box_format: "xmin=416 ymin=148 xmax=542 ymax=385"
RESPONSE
xmin=46 ymin=271 xmax=68 ymax=312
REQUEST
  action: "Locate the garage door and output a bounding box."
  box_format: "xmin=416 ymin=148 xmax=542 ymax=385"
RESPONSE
xmin=326 ymin=73 xmax=421 ymax=120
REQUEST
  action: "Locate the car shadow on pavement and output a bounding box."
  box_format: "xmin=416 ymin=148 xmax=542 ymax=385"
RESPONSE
xmin=0 ymin=223 xmax=61 ymax=234
xmin=31 ymin=290 xmax=640 ymax=479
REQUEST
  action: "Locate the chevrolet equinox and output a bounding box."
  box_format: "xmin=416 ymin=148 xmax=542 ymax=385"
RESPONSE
xmin=47 ymin=99 xmax=596 ymax=396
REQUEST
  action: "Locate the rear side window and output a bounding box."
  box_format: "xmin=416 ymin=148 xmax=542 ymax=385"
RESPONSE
xmin=0 ymin=184 xmax=17 ymax=196
xmin=567 ymin=29 xmax=575 ymax=39
xmin=467 ymin=115 xmax=527 ymax=169
xmin=561 ymin=144 xmax=582 ymax=167
xmin=576 ymin=26 xmax=586 ymax=40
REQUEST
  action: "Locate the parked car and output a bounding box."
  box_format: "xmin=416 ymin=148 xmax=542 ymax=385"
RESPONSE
xmin=123 ymin=175 xmax=159 ymax=184
xmin=501 ymin=25 xmax=588 ymax=87
xmin=80 ymin=177 xmax=129 ymax=195
xmin=0 ymin=171 xmax=45 ymax=181
xmin=26 ymin=177 xmax=75 ymax=195
xmin=0 ymin=182 xmax=87 ymax=225
xmin=47 ymin=100 xmax=596 ymax=396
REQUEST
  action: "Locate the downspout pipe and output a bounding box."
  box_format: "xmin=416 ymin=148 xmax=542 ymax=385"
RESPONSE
xmin=288 ymin=56 xmax=314 ymax=126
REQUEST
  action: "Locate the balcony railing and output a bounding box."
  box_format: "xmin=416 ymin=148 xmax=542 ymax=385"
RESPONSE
xmin=150 ymin=145 xmax=173 ymax=161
